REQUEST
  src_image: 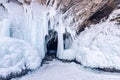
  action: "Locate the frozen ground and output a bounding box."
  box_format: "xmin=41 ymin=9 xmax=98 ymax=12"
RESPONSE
xmin=12 ymin=60 xmax=120 ymax=80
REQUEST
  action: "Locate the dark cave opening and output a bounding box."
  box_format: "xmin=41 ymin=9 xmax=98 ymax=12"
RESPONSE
xmin=44 ymin=29 xmax=72 ymax=60
xmin=45 ymin=30 xmax=58 ymax=60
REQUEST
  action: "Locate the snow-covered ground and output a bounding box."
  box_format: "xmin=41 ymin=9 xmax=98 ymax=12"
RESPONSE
xmin=12 ymin=60 xmax=120 ymax=80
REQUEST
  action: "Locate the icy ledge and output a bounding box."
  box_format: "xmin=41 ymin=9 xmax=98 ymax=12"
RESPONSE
xmin=0 ymin=37 xmax=41 ymax=78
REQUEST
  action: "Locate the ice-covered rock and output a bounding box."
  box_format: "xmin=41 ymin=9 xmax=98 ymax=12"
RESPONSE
xmin=72 ymin=8 xmax=120 ymax=70
xmin=0 ymin=37 xmax=41 ymax=78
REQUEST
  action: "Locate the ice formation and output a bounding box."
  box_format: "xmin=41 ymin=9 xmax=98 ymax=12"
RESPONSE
xmin=0 ymin=19 xmax=10 ymax=36
xmin=0 ymin=0 xmax=120 ymax=78
xmin=0 ymin=0 xmax=75 ymax=59
xmin=0 ymin=0 xmax=75 ymax=77
xmin=71 ymin=8 xmax=120 ymax=69
xmin=0 ymin=36 xmax=41 ymax=77
xmin=23 ymin=2 xmax=48 ymax=58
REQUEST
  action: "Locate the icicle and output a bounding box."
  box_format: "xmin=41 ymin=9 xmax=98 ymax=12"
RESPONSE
xmin=57 ymin=15 xmax=65 ymax=58
xmin=23 ymin=4 xmax=33 ymax=42
xmin=0 ymin=19 xmax=10 ymax=37
xmin=23 ymin=2 xmax=48 ymax=59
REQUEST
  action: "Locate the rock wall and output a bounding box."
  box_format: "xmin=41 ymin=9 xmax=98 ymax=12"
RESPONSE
xmin=1 ymin=0 xmax=119 ymax=33
xmin=35 ymin=0 xmax=119 ymax=33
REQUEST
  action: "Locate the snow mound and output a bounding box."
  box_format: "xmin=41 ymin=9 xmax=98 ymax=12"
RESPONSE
xmin=73 ymin=8 xmax=120 ymax=69
xmin=0 ymin=37 xmax=41 ymax=77
xmin=59 ymin=49 xmax=75 ymax=60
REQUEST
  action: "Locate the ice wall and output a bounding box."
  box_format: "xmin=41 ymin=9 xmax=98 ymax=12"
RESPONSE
xmin=46 ymin=0 xmax=76 ymax=58
xmin=70 ymin=8 xmax=120 ymax=69
xmin=22 ymin=2 xmax=48 ymax=58
xmin=0 ymin=2 xmax=47 ymax=59
xmin=0 ymin=0 xmax=76 ymax=60
xmin=0 ymin=19 xmax=10 ymax=36
xmin=22 ymin=0 xmax=76 ymax=59
xmin=0 ymin=4 xmax=10 ymax=37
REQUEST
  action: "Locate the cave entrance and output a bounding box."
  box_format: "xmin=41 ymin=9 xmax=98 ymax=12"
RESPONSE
xmin=45 ymin=29 xmax=72 ymax=60
xmin=45 ymin=30 xmax=58 ymax=60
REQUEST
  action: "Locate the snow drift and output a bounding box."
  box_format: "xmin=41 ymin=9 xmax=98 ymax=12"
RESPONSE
xmin=0 ymin=37 xmax=41 ymax=77
xmin=66 ymin=8 xmax=120 ymax=69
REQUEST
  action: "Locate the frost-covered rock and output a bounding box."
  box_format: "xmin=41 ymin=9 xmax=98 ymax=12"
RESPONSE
xmin=72 ymin=8 xmax=120 ymax=69
xmin=0 ymin=37 xmax=41 ymax=78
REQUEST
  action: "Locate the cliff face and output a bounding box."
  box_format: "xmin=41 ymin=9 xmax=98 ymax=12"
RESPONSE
xmin=0 ymin=0 xmax=119 ymax=33
xmin=35 ymin=0 xmax=119 ymax=33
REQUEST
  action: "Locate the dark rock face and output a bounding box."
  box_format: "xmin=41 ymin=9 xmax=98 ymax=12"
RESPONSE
xmin=92 ymin=67 xmax=120 ymax=73
xmin=76 ymin=0 xmax=120 ymax=33
xmin=88 ymin=0 xmax=119 ymax=23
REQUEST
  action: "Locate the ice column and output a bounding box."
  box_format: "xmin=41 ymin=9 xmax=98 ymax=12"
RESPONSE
xmin=57 ymin=16 xmax=65 ymax=58
xmin=0 ymin=19 xmax=10 ymax=37
xmin=23 ymin=3 xmax=48 ymax=58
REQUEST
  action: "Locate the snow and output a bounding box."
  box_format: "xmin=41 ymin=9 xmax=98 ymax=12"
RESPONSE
xmin=51 ymin=8 xmax=120 ymax=69
xmin=59 ymin=49 xmax=75 ymax=60
xmin=11 ymin=60 xmax=120 ymax=80
xmin=0 ymin=0 xmax=120 ymax=79
xmin=0 ymin=37 xmax=41 ymax=77
xmin=71 ymin=9 xmax=120 ymax=69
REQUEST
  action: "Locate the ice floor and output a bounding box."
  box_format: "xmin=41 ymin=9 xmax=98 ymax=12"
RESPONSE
xmin=12 ymin=60 xmax=120 ymax=80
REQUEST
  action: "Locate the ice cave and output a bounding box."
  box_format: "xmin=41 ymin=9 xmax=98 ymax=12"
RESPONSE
xmin=0 ymin=0 xmax=120 ymax=80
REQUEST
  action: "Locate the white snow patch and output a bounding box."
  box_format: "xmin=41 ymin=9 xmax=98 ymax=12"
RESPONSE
xmin=12 ymin=60 xmax=120 ymax=80
xmin=0 ymin=37 xmax=41 ymax=77
xmin=59 ymin=49 xmax=75 ymax=60
xmin=72 ymin=9 xmax=120 ymax=69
